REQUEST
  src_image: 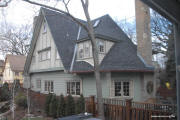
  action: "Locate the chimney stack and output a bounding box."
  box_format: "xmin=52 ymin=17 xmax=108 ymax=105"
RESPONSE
xmin=135 ymin=0 xmax=152 ymax=66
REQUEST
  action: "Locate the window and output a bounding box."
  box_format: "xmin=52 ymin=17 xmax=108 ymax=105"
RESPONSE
xmin=55 ymin=49 xmax=60 ymax=59
xmin=114 ymin=81 xmax=131 ymax=97
xmin=98 ymin=40 xmax=105 ymax=53
xmin=43 ymin=21 xmax=47 ymax=33
xmin=36 ymin=79 xmax=41 ymax=89
xmin=67 ymin=81 xmax=80 ymax=95
xmin=39 ymin=50 xmax=51 ymax=61
xmin=45 ymin=81 xmax=54 ymax=93
xmin=78 ymin=44 xmax=84 ymax=59
xmin=84 ymin=42 xmax=90 ymax=58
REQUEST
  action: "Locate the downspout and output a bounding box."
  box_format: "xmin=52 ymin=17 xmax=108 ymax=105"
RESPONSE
xmin=70 ymin=26 xmax=81 ymax=72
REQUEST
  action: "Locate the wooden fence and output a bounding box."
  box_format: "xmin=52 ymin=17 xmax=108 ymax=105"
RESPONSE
xmin=85 ymin=96 xmax=177 ymax=120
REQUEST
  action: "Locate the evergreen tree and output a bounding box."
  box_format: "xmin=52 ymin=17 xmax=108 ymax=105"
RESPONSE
xmin=66 ymin=94 xmax=75 ymax=116
xmin=75 ymin=94 xmax=85 ymax=114
xmin=45 ymin=93 xmax=53 ymax=116
xmin=0 ymin=82 xmax=10 ymax=102
xmin=49 ymin=94 xmax=58 ymax=118
xmin=57 ymin=94 xmax=66 ymax=117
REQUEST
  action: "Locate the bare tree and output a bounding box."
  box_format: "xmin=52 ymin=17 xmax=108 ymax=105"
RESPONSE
xmin=0 ymin=24 xmax=32 ymax=56
xmin=0 ymin=0 xmax=105 ymax=119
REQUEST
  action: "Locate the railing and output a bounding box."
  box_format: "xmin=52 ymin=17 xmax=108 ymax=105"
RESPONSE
xmin=85 ymin=96 xmax=177 ymax=120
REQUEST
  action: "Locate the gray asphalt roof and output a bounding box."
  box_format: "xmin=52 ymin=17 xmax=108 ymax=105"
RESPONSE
xmin=42 ymin=8 xmax=154 ymax=73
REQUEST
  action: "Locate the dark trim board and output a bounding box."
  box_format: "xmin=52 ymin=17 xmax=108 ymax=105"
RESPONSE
xmin=141 ymin=0 xmax=180 ymax=24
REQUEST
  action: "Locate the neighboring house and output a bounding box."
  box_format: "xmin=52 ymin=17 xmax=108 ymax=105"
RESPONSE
xmin=23 ymin=8 xmax=155 ymax=102
xmin=3 ymin=55 xmax=26 ymax=84
xmin=0 ymin=60 xmax=4 ymax=86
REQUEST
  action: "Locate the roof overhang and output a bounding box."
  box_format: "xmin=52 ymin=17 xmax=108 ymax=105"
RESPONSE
xmin=70 ymin=69 xmax=154 ymax=74
xmin=141 ymin=0 xmax=180 ymax=24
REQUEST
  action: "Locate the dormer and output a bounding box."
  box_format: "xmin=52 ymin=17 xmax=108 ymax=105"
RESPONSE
xmin=76 ymin=38 xmax=114 ymax=66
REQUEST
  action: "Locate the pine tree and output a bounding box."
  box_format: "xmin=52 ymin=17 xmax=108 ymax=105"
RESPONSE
xmin=57 ymin=94 xmax=66 ymax=117
xmin=66 ymin=94 xmax=75 ymax=116
xmin=49 ymin=94 xmax=58 ymax=118
xmin=45 ymin=93 xmax=53 ymax=116
xmin=75 ymin=94 xmax=85 ymax=114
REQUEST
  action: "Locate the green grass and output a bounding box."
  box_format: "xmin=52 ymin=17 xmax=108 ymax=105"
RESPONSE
xmin=21 ymin=117 xmax=43 ymax=120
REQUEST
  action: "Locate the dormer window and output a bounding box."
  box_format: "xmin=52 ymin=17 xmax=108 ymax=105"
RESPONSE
xmin=43 ymin=20 xmax=47 ymax=33
xmin=98 ymin=40 xmax=105 ymax=53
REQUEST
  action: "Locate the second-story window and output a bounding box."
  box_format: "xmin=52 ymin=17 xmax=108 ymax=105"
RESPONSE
xmin=38 ymin=49 xmax=51 ymax=61
xmin=78 ymin=44 xmax=84 ymax=59
xmin=84 ymin=42 xmax=90 ymax=58
xmin=98 ymin=40 xmax=105 ymax=53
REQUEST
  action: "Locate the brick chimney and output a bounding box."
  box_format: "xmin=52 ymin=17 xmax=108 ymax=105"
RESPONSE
xmin=135 ymin=0 xmax=152 ymax=66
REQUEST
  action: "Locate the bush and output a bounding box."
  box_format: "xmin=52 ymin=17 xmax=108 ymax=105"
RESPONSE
xmin=15 ymin=92 xmax=27 ymax=109
xmin=57 ymin=94 xmax=66 ymax=117
xmin=49 ymin=94 xmax=58 ymax=118
xmin=66 ymin=94 xmax=75 ymax=116
xmin=45 ymin=93 xmax=53 ymax=116
xmin=76 ymin=94 xmax=85 ymax=114
xmin=0 ymin=82 xmax=10 ymax=102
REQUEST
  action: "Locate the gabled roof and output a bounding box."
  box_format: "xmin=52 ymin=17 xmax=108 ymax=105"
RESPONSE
xmin=25 ymin=8 xmax=154 ymax=74
xmin=5 ymin=54 xmax=26 ymax=72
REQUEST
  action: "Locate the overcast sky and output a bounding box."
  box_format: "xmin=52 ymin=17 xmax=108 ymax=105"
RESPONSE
xmin=0 ymin=0 xmax=136 ymax=59
xmin=2 ymin=0 xmax=135 ymax=25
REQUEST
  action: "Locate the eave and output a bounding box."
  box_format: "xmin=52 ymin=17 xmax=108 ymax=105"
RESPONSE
xmin=141 ymin=0 xmax=180 ymax=24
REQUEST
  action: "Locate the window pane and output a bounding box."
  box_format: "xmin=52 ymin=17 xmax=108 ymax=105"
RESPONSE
xmin=51 ymin=81 xmax=54 ymax=92
xmin=98 ymin=40 xmax=105 ymax=53
xmin=123 ymin=82 xmax=130 ymax=96
xmin=76 ymin=82 xmax=80 ymax=95
xmin=115 ymin=82 xmax=121 ymax=96
xmin=67 ymin=82 xmax=70 ymax=94
xmin=71 ymin=82 xmax=75 ymax=95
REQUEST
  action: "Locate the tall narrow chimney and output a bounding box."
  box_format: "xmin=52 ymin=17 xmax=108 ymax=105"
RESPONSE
xmin=135 ymin=0 xmax=152 ymax=66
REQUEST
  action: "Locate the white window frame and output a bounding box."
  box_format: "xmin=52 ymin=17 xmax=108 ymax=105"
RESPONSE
xmin=44 ymin=80 xmax=54 ymax=93
xmin=36 ymin=79 xmax=41 ymax=89
xmin=84 ymin=42 xmax=90 ymax=58
xmin=38 ymin=49 xmax=51 ymax=62
xmin=66 ymin=80 xmax=81 ymax=96
xmin=98 ymin=40 xmax=105 ymax=53
xmin=112 ymin=80 xmax=133 ymax=98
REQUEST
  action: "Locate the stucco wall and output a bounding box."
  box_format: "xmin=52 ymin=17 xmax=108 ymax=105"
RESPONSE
xmin=30 ymin=71 xmax=81 ymax=96
xmin=29 ymin=19 xmax=64 ymax=72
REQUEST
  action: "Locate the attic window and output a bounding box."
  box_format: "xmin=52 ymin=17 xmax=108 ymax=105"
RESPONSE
xmin=93 ymin=19 xmax=101 ymax=28
xmin=43 ymin=20 xmax=47 ymax=33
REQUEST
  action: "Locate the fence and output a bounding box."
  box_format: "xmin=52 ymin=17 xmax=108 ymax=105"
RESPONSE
xmin=85 ymin=96 xmax=177 ymax=120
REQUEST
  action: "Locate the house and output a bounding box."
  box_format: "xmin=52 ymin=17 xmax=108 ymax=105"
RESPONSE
xmin=23 ymin=8 xmax=155 ymax=102
xmin=0 ymin=60 xmax=4 ymax=86
xmin=3 ymin=54 xmax=26 ymax=84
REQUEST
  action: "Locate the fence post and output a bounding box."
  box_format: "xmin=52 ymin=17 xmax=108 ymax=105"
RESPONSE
xmin=90 ymin=96 xmax=96 ymax=116
xmin=126 ymin=99 xmax=132 ymax=120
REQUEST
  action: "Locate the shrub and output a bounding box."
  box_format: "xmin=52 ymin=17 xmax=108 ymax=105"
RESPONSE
xmin=0 ymin=82 xmax=10 ymax=102
xmin=66 ymin=94 xmax=75 ymax=116
xmin=45 ymin=93 xmax=53 ymax=116
xmin=49 ymin=94 xmax=58 ymax=118
xmin=76 ymin=94 xmax=85 ymax=114
xmin=57 ymin=94 xmax=66 ymax=117
xmin=15 ymin=93 xmax=27 ymax=109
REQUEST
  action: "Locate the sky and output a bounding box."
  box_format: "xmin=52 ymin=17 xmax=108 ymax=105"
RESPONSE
xmin=0 ymin=0 xmax=136 ymax=59
xmin=2 ymin=0 xmax=136 ymax=25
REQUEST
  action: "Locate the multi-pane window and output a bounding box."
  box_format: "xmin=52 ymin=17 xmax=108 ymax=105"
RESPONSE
xmin=114 ymin=81 xmax=131 ymax=97
xmin=45 ymin=81 xmax=54 ymax=93
xmin=84 ymin=42 xmax=90 ymax=58
xmin=67 ymin=81 xmax=80 ymax=95
xmin=39 ymin=50 xmax=51 ymax=61
xmin=98 ymin=40 xmax=105 ymax=53
xmin=36 ymin=79 xmax=41 ymax=89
